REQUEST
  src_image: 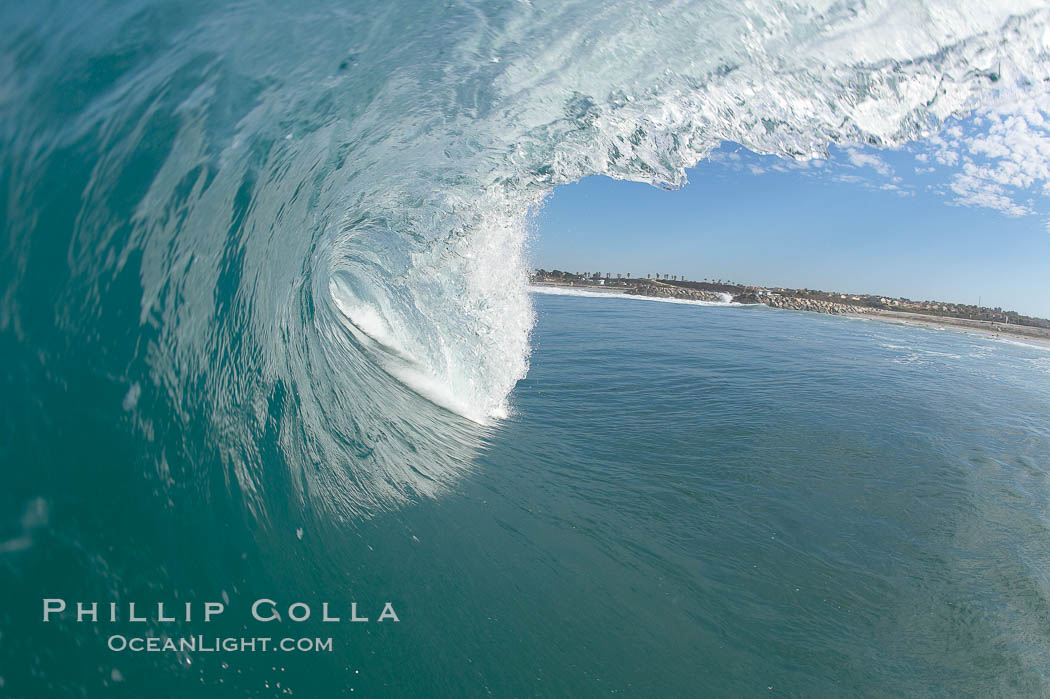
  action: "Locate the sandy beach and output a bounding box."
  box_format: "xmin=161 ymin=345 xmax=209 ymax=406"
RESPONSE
xmin=843 ymin=308 xmax=1050 ymax=347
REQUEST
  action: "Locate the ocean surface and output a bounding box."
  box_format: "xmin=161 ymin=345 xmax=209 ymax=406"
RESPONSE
xmin=4 ymin=1 xmax=1050 ymax=696
xmin=5 ymin=290 xmax=1050 ymax=696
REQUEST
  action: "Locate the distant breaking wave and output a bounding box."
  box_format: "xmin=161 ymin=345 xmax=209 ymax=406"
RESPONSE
xmin=2 ymin=0 xmax=1048 ymax=516
xmin=530 ymin=285 xmax=738 ymax=306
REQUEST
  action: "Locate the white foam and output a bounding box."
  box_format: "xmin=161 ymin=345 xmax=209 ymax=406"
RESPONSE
xmin=980 ymin=335 xmax=1050 ymax=353
xmin=330 ymin=278 xmax=492 ymax=424
xmin=529 ymin=285 xmax=742 ymax=308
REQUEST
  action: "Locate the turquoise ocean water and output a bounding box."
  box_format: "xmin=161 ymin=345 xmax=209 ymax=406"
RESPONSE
xmin=4 ymin=2 xmax=1050 ymax=696
xmin=5 ymin=289 xmax=1050 ymax=696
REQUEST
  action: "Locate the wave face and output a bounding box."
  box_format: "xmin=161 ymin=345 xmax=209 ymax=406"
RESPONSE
xmin=2 ymin=0 xmax=1049 ymax=516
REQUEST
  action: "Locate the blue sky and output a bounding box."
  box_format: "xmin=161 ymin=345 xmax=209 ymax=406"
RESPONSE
xmin=531 ymin=115 xmax=1050 ymax=318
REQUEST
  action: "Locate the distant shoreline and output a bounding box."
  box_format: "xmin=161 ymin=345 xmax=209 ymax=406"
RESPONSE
xmin=840 ymin=309 xmax=1050 ymax=347
xmin=530 ymin=281 xmax=630 ymax=294
xmin=530 ymin=281 xmax=1050 ymax=348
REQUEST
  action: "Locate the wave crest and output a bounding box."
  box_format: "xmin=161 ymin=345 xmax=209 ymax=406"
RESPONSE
xmin=2 ymin=0 xmax=1048 ymax=515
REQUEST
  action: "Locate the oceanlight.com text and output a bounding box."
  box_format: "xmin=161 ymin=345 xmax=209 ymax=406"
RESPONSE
xmin=107 ymin=635 xmax=334 ymax=653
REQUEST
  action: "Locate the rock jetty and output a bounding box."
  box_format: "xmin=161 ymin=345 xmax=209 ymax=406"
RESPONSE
xmin=732 ymin=292 xmax=873 ymax=316
xmin=627 ymin=282 xmax=727 ymax=303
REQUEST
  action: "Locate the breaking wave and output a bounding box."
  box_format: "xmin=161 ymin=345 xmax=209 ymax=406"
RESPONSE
xmin=530 ymin=285 xmax=738 ymax=306
xmin=2 ymin=0 xmax=1049 ymax=516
